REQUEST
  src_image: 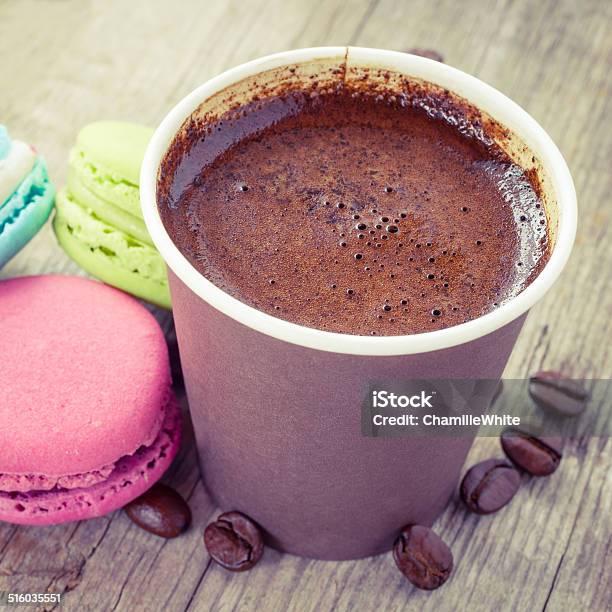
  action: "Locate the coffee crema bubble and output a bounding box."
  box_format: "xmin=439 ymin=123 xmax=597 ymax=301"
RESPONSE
xmin=159 ymin=83 xmax=550 ymax=336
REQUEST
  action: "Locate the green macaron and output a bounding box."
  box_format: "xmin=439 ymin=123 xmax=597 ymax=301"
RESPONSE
xmin=54 ymin=121 xmax=170 ymax=309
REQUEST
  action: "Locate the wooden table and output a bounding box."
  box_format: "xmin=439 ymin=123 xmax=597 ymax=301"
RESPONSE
xmin=1 ymin=1 xmax=610 ymax=610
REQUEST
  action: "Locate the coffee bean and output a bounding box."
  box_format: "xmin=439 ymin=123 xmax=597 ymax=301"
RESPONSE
xmin=501 ymin=429 xmax=562 ymax=476
xmin=405 ymin=48 xmax=444 ymax=63
xmin=393 ymin=525 xmax=453 ymax=590
xmin=204 ymin=511 xmax=264 ymax=572
xmin=124 ymin=484 xmax=191 ymax=538
xmin=460 ymin=459 xmax=520 ymax=514
xmin=529 ymin=371 xmax=588 ymax=417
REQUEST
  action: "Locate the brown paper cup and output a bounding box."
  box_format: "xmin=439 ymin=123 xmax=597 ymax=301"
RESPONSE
xmin=141 ymin=48 xmax=577 ymax=559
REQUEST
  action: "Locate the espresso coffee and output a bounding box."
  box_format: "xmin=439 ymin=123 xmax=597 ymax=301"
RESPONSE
xmin=159 ymin=83 xmax=549 ymax=335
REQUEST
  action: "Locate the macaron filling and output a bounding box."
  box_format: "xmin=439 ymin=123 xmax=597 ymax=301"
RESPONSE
xmin=0 ymin=140 xmax=36 ymax=205
xmin=69 ymin=146 xmax=143 ymax=218
xmin=0 ymin=464 xmax=116 ymax=493
xmin=54 ymin=188 xmax=167 ymax=287
xmin=67 ymin=169 xmax=152 ymax=244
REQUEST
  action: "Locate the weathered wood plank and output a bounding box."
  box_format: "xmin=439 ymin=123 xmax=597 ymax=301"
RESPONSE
xmin=0 ymin=0 xmax=610 ymax=610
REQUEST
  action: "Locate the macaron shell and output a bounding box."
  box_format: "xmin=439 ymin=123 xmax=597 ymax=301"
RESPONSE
xmin=77 ymin=121 xmax=153 ymax=185
xmin=0 ymin=393 xmax=181 ymax=525
xmin=0 ymin=275 xmax=171 ymax=475
xmin=54 ymin=190 xmax=171 ymax=309
xmin=0 ymin=158 xmax=55 ymax=268
xmin=69 ymin=145 xmax=142 ymax=218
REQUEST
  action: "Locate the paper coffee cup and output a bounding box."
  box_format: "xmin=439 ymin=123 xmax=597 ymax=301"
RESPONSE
xmin=140 ymin=47 xmax=577 ymax=560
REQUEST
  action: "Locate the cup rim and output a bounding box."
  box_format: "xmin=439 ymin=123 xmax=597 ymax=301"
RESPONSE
xmin=140 ymin=46 xmax=577 ymax=357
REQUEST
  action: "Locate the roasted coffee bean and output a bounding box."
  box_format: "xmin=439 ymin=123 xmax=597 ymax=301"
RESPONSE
xmin=405 ymin=48 xmax=444 ymax=63
xmin=204 ymin=511 xmax=264 ymax=572
xmin=460 ymin=459 xmax=520 ymax=514
xmin=501 ymin=429 xmax=562 ymax=476
xmin=529 ymin=371 xmax=589 ymax=417
xmin=125 ymin=484 xmax=191 ymax=537
xmin=393 ymin=525 xmax=453 ymax=590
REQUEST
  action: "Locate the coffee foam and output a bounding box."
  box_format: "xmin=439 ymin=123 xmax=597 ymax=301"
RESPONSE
xmin=159 ymin=83 xmax=550 ymax=336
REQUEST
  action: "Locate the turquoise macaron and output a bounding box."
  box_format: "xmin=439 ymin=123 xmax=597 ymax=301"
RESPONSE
xmin=0 ymin=125 xmax=55 ymax=268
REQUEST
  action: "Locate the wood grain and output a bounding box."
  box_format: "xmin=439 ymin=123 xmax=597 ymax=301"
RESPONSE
xmin=0 ymin=0 xmax=610 ymax=610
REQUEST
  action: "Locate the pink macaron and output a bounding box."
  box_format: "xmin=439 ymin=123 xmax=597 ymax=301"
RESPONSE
xmin=0 ymin=275 xmax=181 ymax=525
